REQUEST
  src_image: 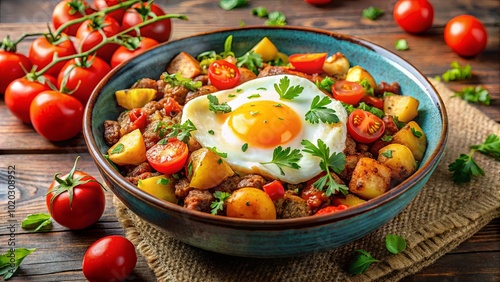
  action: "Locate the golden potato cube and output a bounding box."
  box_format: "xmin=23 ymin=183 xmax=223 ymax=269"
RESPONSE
xmin=137 ymin=175 xmax=177 ymax=204
xmin=115 ymin=88 xmax=156 ymax=110
xmin=378 ymin=143 xmax=416 ymax=181
xmin=349 ymin=157 xmax=391 ymax=200
xmin=332 ymin=193 xmax=367 ymax=207
xmin=166 ymin=51 xmax=202 ymax=78
xmin=345 ymin=65 xmax=376 ymax=90
xmin=251 ymin=37 xmax=279 ymax=62
xmin=392 ymin=121 xmax=427 ymax=161
xmin=187 ymin=148 xmax=234 ymax=189
xmin=322 ymin=52 xmax=350 ymax=78
xmin=107 ymin=129 xmax=147 ymax=165
xmin=383 ymin=95 xmax=419 ymax=123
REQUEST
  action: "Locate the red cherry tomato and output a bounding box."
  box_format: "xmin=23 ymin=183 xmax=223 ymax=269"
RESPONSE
xmin=444 ymin=15 xmax=488 ymax=57
xmin=263 ymin=180 xmax=285 ymax=201
xmin=76 ymin=15 xmax=121 ymax=63
xmin=4 ymin=75 xmax=56 ymax=124
xmin=94 ymin=0 xmax=127 ymax=23
xmin=332 ymin=80 xmax=364 ymax=105
xmin=128 ymin=108 xmax=148 ymax=131
xmin=52 ymin=0 xmax=95 ymax=36
xmin=163 ymin=97 xmax=182 ymax=117
xmin=146 ymin=138 xmax=189 ymax=174
xmin=122 ymin=2 xmax=172 ymax=43
xmin=347 ymin=109 xmax=386 ymax=144
xmin=359 ymin=95 xmax=384 ymax=110
xmin=208 ymin=60 xmax=241 ymax=90
xmin=315 ymin=204 xmax=349 ymax=215
xmin=46 ymin=157 xmax=105 ymax=230
xmin=393 ymin=0 xmax=434 ymax=34
xmin=304 ymin=0 xmax=332 ymax=5
xmin=82 ymin=235 xmax=137 ymax=282
xmin=28 ymin=35 xmax=77 ymax=77
xmin=0 ymin=50 xmax=32 ymax=94
xmin=110 ymin=37 xmax=160 ymax=68
xmin=57 ymin=56 xmax=111 ymax=105
xmin=289 ymin=53 xmax=327 ymax=74
xmin=30 ymin=90 xmax=84 ymax=141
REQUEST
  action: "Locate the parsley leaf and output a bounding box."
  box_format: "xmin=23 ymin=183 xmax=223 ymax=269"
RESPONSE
xmin=110 ymin=143 xmax=124 ymax=155
xmin=448 ymin=153 xmax=484 ymax=184
xmin=208 ymin=147 xmax=228 ymax=158
xmin=241 ymin=143 xmax=249 ymax=152
xmin=247 ymin=93 xmax=261 ymax=99
xmin=0 ymin=248 xmax=36 ymax=280
xmin=301 ymin=139 xmax=348 ymax=196
xmin=163 ymin=72 xmax=202 ymax=91
xmin=359 ymin=79 xmax=374 ymax=96
xmin=381 ymin=150 xmax=393 ymax=158
xmin=260 ymin=146 xmax=302 ymax=175
xmin=219 ymin=0 xmax=248 ymax=10
xmin=211 ymin=191 xmax=231 ymax=215
xmin=411 ymin=127 xmax=423 ymax=138
xmin=315 ymin=76 xmax=335 ymax=94
xmin=395 ymin=39 xmax=409 ymax=51
xmin=305 ymin=95 xmax=340 ymax=124
xmin=393 ymin=116 xmax=406 ymax=130
xmin=21 ymin=213 xmax=52 ymax=232
xmin=251 ymin=6 xmax=268 ymax=17
xmin=265 ymin=11 xmax=287 ymax=26
xmin=236 ymin=51 xmax=263 ymax=74
xmin=386 ymin=234 xmax=407 ymax=254
xmin=348 ymin=249 xmax=379 ymax=275
xmin=453 ymin=86 xmax=491 ymax=106
xmin=381 ymin=135 xmax=393 ymax=142
xmin=155 ymin=119 xmax=197 ymax=144
xmin=362 ymin=6 xmax=384 ymax=20
xmin=471 ymin=134 xmax=500 ymax=160
xmin=435 ymin=61 xmax=472 ymax=82
xmin=207 ymin=94 xmax=232 ymax=114
xmin=358 ymin=102 xmax=384 ymax=118
xmin=274 ymin=76 xmax=304 ymax=100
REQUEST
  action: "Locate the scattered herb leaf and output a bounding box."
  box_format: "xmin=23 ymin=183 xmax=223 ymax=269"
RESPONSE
xmin=453 ymin=86 xmax=491 ymax=106
xmin=381 ymin=135 xmax=393 ymax=142
xmin=386 ymin=234 xmax=407 ymax=254
xmin=274 ymin=76 xmax=304 ymax=100
xmin=163 ymin=72 xmax=202 ymax=91
xmin=21 ymin=213 xmax=52 ymax=232
xmin=362 ymin=6 xmax=384 ymax=20
xmin=242 ymin=143 xmax=249 ymax=152
xmin=210 ymin=191 xmax=231 ymax=215
xmin=315 ymin=76 xmax=335 ymax=94
xmin=435 ymin=61 xmax=472 ymax=82
xmin=265 ymin=11 xmax=287 ymax=26
xmin=0 ymin=248 xmax=36 ymax=280
xmin=208 ymin=94 xmax=232 ymax=114
xmin=219 ymin=0 xmax=248 ymax=11
xmin=247 ymin=93 xmax=261 ymax=99
xmin=381 ymin=150 xmax=393 ymax=158
xmin=208 ymin=147 xmax=228 ymax=158
xmin=155 ymin=119 xmax=197 ymax=144
xmin=395 ymin=39 xmax=409 ymax=51
xmin=110 ymin=143 xmax=124 ymax=155
xmin=236 ymin=51 xmax=263 ymax=74
xmin=348 ymin=249 xmax=379 ymax=275
xmin=251 ymin=6 xmax=268 ymax=17
xmin=261 ymin=146 xmax=302 ymax=175
xmin=156 ymin=177 xmax=170 ymax=185
xmin=305 ymin=95 xmax=340 ymax=124
xmin=411 ymin=128 xmax=423 ymax=138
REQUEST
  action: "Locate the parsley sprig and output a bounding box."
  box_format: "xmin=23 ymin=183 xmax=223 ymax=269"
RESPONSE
xmin=211 ymin=191 xmax=231 ymax=215
xmin=162 ymin=72 xmax=202 ymax=91
xmin=274 ymin=76 xmax=304 ymax=100
xmin=453 ymin=86 xmax=491 ymax=106
xmin=155 ymin=119 xmax=197 ymax=144
xmin=260 ymin=146 xmax=302 ymax=175
xmin=207 ymin=94 xmax=232 ymax=114
xmin=236 ymin=51 xmax=263 ymax=74
xmin=362 ymin=6 xmax=384 ymax=20
xmin=301 ymin=139 xmax=348 ymax=196
xmin=435 ymin=61 xmax=472 ymax=82
xmin=315 ymin=76 xmax=335 ymax=93
xmin=305 ymin=95 xmax=340 ymax=124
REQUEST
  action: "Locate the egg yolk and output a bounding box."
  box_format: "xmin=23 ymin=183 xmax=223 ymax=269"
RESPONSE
xmin=227 ymin=100 xmax=302 ymax=148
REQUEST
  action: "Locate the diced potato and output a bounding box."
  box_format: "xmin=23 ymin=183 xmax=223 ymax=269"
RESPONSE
xmin=383 ymin=95 xmax=419 ymax=123
xmin=322 ymin=52 xmax=350 ymax=78
xmin=251 ymin=37 xmax=278 ymax=62
xmin=137 ymin=175 xmax=177 ymax=204
xmin=349 ymin=157 xmax=391 ymax=200
xmin=332 ymin=193 xmax=366 ymax=207
xmin=166 ymin=51 xmax=202 ymax=78
xmin=392 ymin=121 xmax=427 ymax=161
xmin=377 ymin=143 xmax=416 ymax=181
xmin=345 ymin=65 xmax=376 ymax=90
xmin=115 ymin=88 xmax=156 ymax=110
xmin=226 ymin=188 xmax=276 ymax=219
xmin=107 ymin=129 xmax=147 ymax=165
xmin=187 ymin=148 xmax=234 ymax=189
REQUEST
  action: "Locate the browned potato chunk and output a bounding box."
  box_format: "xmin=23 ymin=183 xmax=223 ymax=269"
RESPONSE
xmin=238 ymin=67 xmax=257 ymax=84
xmin=166 ymin=52 xmax=202 ymax=78
xmin=349 ymin=157 xmax=391 ymax=200
xmin=332 ymin=194 xmax=366 ymax=207
xmin=226 ymin=188 xmax=276 ymax=219
xmin=383 ymin=95 xmax=419 ymax=123
xmin=322 ymin=52 xmax=350 ymax=78
xmin=377 ymin=143 xmax=416 ymax=181
xmin=345 ymin=65 xmax=376 ymax=90
xmin=392 ymin=121 xmax=427 ymax=161
xmin=187 ymin=148 xmax=234 ymax=189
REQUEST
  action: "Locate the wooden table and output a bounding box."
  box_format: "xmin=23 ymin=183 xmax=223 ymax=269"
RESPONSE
xmin=1 ymin=0 xmax=498 ymax=281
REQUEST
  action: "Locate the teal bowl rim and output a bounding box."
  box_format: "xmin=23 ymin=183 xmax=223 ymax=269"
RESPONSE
xmin=84 ymin=26 xmax=448 ymax=230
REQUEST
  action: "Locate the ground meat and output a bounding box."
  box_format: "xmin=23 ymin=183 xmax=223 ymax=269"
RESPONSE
xmin=125 ymin=162 xmax=153 ymax=177
xmin=141 ymin=100 xmax=165 ymax=116
xmin=238 ymin=67 xmax=257 ymax=83
xmin=344 ymin=135 xmax=357 ymax=156
xmin=175 ymin=178 xmax=192 ymax=198
xmin=132 ymin=78 xmax=158 ymax=91
xmin=103 ymin=120 xmax=121 ymax=146
xmin=185 ymin=85 xmax=218 ymax=103
xmin=258 ymin=65 xmax=312 ymax=80
xmin=187 ymin=137 xmax=202 ymax=152
xmin=275 ymin=192 xmax=310 ymax=219
xmin=237 ymin=174 xmax=266 ymax=189
xmin=184 ymin=189 xmax=214 ymax=212
xmin=339 ymin=154 xmax=362 ymax=183
xmin=193 ymin=74 xmax=209 ymax=85
xmin=375 ymin=81 xmax=401 ymax=95
xmin=163 ymin=84 xmax=190 ymax=105
xmin=142 ymin=120 xmax=162 ymax=150
xmin=126 ymin=172 xmax=157 ymax=186
xmin=213 ymin=175 xmax=242 ymax=193
xmin=383 ymin=115 xmax=399 ymax=135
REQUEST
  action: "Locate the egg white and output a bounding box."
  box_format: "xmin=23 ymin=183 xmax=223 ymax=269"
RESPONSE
xmin=181 ymin=74 xmax=347 ymax=184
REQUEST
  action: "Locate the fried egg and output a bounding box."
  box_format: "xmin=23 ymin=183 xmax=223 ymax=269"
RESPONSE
xmin=181 ymin=74 xmax=347 ymax=184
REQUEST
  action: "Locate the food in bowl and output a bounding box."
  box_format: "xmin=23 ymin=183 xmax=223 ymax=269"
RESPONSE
xmin=102 ymin=35 xmax=427 ymax=220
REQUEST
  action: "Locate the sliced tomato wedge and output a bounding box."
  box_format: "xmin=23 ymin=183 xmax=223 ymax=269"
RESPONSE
xmin=146 ymin=138 xmax=189 ymax=174
xmin=359 ymin=95 xmax=384 ymax=110
xmin=128 ymin=108 xmax=148 ymax=131
xmin=315 ymin=204 xmax=349 ymax=215
xmin=347 ymin=109 xmax=386 ymax=143
xmin=263 ymin=180 xmax=285 ymax=201
xmin=332 ymin=80 xmax=364 ymax=105
xmin=289 ymin=53 xmax=327 ymax=74
xmin=164 ymin=97 xmax=182 ymax=116
xmin=208 ymin=60 xmax=240 ymax=90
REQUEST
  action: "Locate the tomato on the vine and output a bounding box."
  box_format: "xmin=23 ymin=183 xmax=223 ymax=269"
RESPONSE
xmin=94 ymin=0 xmax=127 ymax=23
xmin=347 ymin=109 xmax=386 ymax=143
xmin=76 ymin=15 xmax=121 ymax=63
xmin=146 ymin=138 xmax=189 ymax=174
xmin=208 ymin=60 xmax=241 ymax=90
xmin=332 ymin=80 xmax=364 ymax=105
xmin=46 ymin=156 xmax=105 ymax=230
xmin=30 ymin=90 xmax=84 ymax=141
xmin=57 ymin=55 xmax=111 ymax=105
xmin=393 ymin=0 xmax=434 ymax=34
xmin=4 ymin=74 xmax=56 ymax=124
xmin=122 ymin=2 xmax=172 ymax=43
xmin=289 ymin=53 xmax=328 ymax=74
xmin=0 ymin=40 xmax=33 ymax=94
xmin=28 ymin=34 xmax=77 ymax=77
xmin=110 ymin=37 xmax=159 ymax=68
xmin=82 ymin=235 xmax=137 ymax=282
xmin=444 ymin=15 xmax=488 ymax=57
xmin=304 ymin=0 xmax=332 ymax=5
xmin=52 ymin=0 xmax=95 ymax=36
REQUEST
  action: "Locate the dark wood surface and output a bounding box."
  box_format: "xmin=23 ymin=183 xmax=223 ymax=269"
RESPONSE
xmin=0 ymin=0 xmax=498 ymax=281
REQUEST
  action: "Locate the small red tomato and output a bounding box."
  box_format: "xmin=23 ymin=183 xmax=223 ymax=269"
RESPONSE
xmin=122 ymin=2 xmax=172 ymax=43
xmin=263 ymin=180 xmax=285 ymax=201
xmin=315 ymin=204 xmax=349 ymax=215
xmin=30 ymin=90 xmax=84 ymax=141
xmin=52 ymin=0 xmax=95 ymax=36
xmin=82 ymin=235 xmax=137 ymax=282
xmin=289 ymin=53 xmax=327 ymax=74
xmin=208 ymin=60 xmax=241 ymax=90
xmin=347 ymin=109 xmax=386 ymax=144
xmin=163 ymin=97 xmax=182 ymax=117
xmin=46 ymin=157 xmax=105 ymax=230
xmin=332 ymin=80 xmax=364 ymax=105
xmin=110 ymin=37 xmax=159 ymax=68
xmin=393 ymin=0 xmax=434 ymax=34
xmin=304 ymin=0 xmax=332 ymax=5
xmin=359 ymin=95 xmax=384 ymax=110
xmin=128 ymin=108 xmax=148 ymax=131
xmin=444 ymin=15 xmax=488 ymax=57
xmin=28 ymin=35 xmax=77 ymax=77
xmin=0 ymin=49 xmax=32 ymax=94
xmin=76 ymin=15 xmax=122 ymax=63
xmin=146 ymin=138 xmax=189 ymax=174
xmin=94 ymin=0 xmax=127 ymax=23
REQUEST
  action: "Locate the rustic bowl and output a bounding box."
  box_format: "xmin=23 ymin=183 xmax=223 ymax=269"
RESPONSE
xmin=83 ymin=26 xmax=448 ymax=258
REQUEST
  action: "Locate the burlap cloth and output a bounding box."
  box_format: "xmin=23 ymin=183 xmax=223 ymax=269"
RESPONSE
xmin=113 ymin=79 xmax=500 ymax=281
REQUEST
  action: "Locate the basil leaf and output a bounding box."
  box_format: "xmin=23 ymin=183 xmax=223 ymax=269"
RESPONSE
xmin=219 ymin=0 xmax=248 ymax=11
xmin=385 ymin=234 xmax=407 ymax=254
xmin=21 ymin=213 xmax=52 ymax=232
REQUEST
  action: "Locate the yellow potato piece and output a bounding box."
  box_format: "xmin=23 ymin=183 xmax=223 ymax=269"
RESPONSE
xmin=115 ymin=88 xmax=156 ymax=110
xmin=392 ymin=121 xmax=427 ymax=161
xmin=107 ymin=129 xmax=147 ymax=165
xmin=273 ymin=52 xmax=289 ymax=65
xmin=251 ymin=37 xmax=278 ymax=62
xmin=384 ymin=95 xmax=420 ymax=123
xmin=137 ymin=175 xmax=177 ymax=204
xmin=188 ymin=148 xmax=234 ymax=189
xmin=345 ymin=65 xmax=376 ymax=90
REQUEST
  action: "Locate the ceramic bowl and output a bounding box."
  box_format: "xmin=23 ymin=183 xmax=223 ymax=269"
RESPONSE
xmin=83 ymin=26 xmax=448 ymax=258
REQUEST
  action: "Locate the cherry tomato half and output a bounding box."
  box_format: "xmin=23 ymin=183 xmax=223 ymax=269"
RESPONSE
xmin=82 ymin=235 xmax=137 ymax=282
xmin=163 ymin=97 xmax=182 ymax=117
xmin=289 ymin=53 xmax=327 ymax=74
xmin=263 ymin=180 xmax=285 ymax=201
xmin=332 ymin=80 xmax=364 ymax=105
xmin=315 ymin=204 xmax=349 ymax=215
xmin=208 ymin=60 xmax=241 ymax=90
xmin=359 ymin=95 xmax=384 ymax=110
xmin=444 ymin=15 xmax=488 ymax=57
xmin=347 ymin=109 xmax=386 ymax=143
xmin=146 ymin=138 xmax=189 ymax=174
xmin=393 ymin=0 xmax=434 ymax=34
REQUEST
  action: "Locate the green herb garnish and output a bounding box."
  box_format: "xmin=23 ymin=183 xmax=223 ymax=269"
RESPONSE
xmin=0 ymin=248 xmax=36 ymax=280
xmin=251 ymin=6 xmax=268 ymax=17
xmin=236 ymin=51 xmax=263 ymax=74
xmin=411 ymin=127 xmax=423 ymax=138
xmin=21 ymin=213 xmax=52 ymax=232
xmin=395 ymin=39 xmax=409 ymax=51
xmin=385 ymin=234 xmax=407 ymax=254
xmin=208 ymin=147 xmax=228 ymax=158
xmin=208 ymin=94 xmax=232 ymax=114
xmin=219 ymin=0 xmax=248 ymax=10
xmin=305 ymin=95 xmax=340 ymax=124
xmin=453 ymin=86 xmax=491 ymax=106
xmin=274 ymin=76 xmax=304 ymax=100
xmin=315 ymin=76 xmax=335 ymax=94
xmin=381 ymin=150 xmax=393 ymax=158
xmin=265 ymin=11 xmax=287 ymax=26
xmin=435 ymin=61 xmax=472 ymax=82
xmin=362 ymin=6 xmax=384 ymax=20
xmin=242 ymin=143 xmax=249 ymax=152
xmin=163 ymin=72 xmax=202 ymax=91
xmin=211 ymin=191 xmax=231 ymax=215
xmin=348 ymin=250 xmax=380 ymax=275
xmin=247 ymin=93 xmax=261 ymax=99
xmin=260 ymin=146 xmax=302 ymax=175
xmin=155 ymin=119 xmax=197 ymax=144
